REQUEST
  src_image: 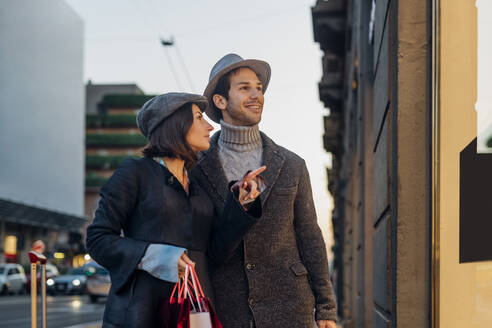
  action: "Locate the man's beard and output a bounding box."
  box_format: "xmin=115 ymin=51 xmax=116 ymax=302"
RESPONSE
xmin=227 ymin=105 xmax=262 ymax=126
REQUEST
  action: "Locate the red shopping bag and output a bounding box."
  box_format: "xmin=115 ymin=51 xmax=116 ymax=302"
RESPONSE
xmin=157 ymin=279 xmax=190 ymax=328
xmin=158 ymin=264 xmax=222 ymax=328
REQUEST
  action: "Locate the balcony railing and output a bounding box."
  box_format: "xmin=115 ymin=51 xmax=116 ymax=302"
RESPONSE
xmin=86 ymin=133 xmax=147 ymax=147
xmin=86 ymin=114 xmax=138 ymax=127
xmin=86 ymin=154 xmax=140 ymax=169
xmin=100 ymin=94 xmax=155 ymax=109
xmin=323 ymin=114 xmax=342 ymax=154
xmin=85 ymin=172 xmax=109 ymax=188
xmin=312 ymin=0 xmax=346 ymax=55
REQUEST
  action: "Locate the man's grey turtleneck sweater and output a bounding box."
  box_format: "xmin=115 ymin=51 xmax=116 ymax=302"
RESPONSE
xmin=218 ymin=119 xmax=263 ymax=181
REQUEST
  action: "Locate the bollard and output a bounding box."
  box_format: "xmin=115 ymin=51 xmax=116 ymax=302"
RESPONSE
xmin=28 ymin=251 xmax=47 ymax=328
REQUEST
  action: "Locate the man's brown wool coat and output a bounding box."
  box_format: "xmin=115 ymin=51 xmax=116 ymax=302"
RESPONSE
xmin=190 ymin=132 xmax=337 ymax=328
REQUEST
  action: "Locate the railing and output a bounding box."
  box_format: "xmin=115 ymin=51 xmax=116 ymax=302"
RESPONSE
xmin=100 ymin=94 xmax=155 ymax=108
xmin=86 ymin=154 xmax=140 ymax=169
xmin=86 ymin=133 xmax=147 ymax=147
xmin=86 ymin=114 xmax=137 ymax=127
xmin=85 ymin=172 xmax=109 ymax=188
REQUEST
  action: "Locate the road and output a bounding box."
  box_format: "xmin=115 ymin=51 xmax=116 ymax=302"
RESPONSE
xmin=0 ymin=295 xmax=104 ymax=328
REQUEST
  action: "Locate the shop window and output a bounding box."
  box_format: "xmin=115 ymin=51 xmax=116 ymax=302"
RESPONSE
xmin=459 ymin=0 xmax=492 ymax=263
xmin=476 ymin=0 xmax=492 ymax=153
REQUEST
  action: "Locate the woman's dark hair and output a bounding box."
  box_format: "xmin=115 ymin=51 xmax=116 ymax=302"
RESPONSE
xmin=142 ymin=102 xmax=197 ymax=169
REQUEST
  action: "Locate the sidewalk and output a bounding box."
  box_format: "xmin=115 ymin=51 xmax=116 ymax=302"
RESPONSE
xmin=64 ymin=322 xmax=102 ymax=328
xmin=67 ymin=319 xmax=343 ymax=327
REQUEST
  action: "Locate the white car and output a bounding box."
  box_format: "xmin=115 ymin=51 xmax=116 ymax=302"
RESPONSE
xmin=47 ymin=268 xmax=87 ymax=295
xmin=0 ymin=263 xmax=27 ymax=295
xmin=84 ymin=263 xmax=110 ymax=303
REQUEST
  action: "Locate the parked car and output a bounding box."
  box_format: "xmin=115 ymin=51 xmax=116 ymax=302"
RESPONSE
xmin=84 ymin=262 xmax=110 ymax=303
xmin=26 ymin=263 xmax=59 ymax=292
xmin=47 ymin=267 xmax=87 ymax=295
xmin=0 ymin=263 xmax=27 ymax=295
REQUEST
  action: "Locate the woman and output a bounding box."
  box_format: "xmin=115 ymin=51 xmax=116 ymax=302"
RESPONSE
xmin=86 ymin=92 xmax=265 ymax=328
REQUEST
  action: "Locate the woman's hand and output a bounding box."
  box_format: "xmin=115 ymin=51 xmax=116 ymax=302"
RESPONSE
xmin=178 ymin=252 xmax=194 ymax=279
xmin=232 ymin=166 xmax=267 ymax=207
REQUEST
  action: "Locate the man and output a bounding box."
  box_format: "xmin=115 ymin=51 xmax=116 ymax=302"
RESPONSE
xmin=190 ymin=54 xmax=337 ymax=328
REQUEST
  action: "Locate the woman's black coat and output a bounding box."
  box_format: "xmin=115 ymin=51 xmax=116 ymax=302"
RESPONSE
xmin=85 ymin=157 xmax=261 ymax=327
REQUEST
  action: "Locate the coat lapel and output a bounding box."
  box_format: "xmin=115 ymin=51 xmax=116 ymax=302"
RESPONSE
xmin=197 ymin=131 xmax=285 ymax=207
xmin=259 ymin=132 xmax=285 ymax=207
xmin=196 ymin=132 xmax=229 ymax=203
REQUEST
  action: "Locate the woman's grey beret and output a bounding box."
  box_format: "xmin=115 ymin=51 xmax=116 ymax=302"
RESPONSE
xmin=136 ymin=92 xmax=208 ymax=139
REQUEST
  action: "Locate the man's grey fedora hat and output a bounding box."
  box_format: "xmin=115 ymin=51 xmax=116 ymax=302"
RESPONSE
xmin=203 ymin=53 xmax=271 ymax=123
xmin=136 ymin=92 xmax=208 ymax=139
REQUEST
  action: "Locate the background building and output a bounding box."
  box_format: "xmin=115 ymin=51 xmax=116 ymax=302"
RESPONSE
xmin=435 ymin=1 xmax=492 ymax=327
xmin=313 ymin=0 xmax=492 ymax=327
xmin=312 ymin=0 xmax=430 ymax=326
xmin=85 ymin=82 xmax=144 ymax=114
xmin=84 ymin=90 xmax=154 ymax=220
xmin=0 ymin=0 xmax=86 ymax=265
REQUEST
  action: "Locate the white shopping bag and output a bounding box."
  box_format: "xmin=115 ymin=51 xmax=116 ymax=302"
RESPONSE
xmin=183 ymin=265 xmax=216 ymax=328
xmin=190 ymin=311 xmax=213 ymax=328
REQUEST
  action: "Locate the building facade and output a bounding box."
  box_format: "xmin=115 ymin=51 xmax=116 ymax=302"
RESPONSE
xmin=312 ymin=0 xmax=430 ymax=326
xmin=84 ymin=92 xmax=154 ymax=220
xmin=313 ymin=0 xmax=492 ymax=327
xmin=0 ymin=0 xmax=86 ymax=265
xmin=85 ymin=82 xmax=144 ymax=114
xmin=435 ymin=1 xmax=492 ymax=326
xmin=0 ymin=0 xmax=84 ymax=215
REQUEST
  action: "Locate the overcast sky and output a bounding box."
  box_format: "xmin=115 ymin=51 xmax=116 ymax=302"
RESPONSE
xmin=65 ymin=0 xmax=334 ymax=250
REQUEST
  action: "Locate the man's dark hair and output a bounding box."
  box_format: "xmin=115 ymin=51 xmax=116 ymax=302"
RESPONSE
xmin=142 ymin=102 xmax=197 ymax=169
xmin=212 ymin=67 xmax=246 ymax=117
xmin=214 ymin=70 xmax=235 ymax=99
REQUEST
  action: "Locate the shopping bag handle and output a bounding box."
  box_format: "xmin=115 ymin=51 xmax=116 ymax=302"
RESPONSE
xmin=177 ymin=265 xmax=188 ymax=302
xmin=189 ymin=265 xmax=205 ymax=298
xmin=173 ymin=279 xmax=191 ymax=299
xmin=175 ymin=265 xmax=207 ymax=309
xmin=188 ymin=265 xmax=203 ymax=312
xmin=176 ymin=265 xmax=199 ymax=312
xmin=185 ymin=285 xmax=198 ymax=312
xmin=170 ymin=279 xmax=181 ymax=302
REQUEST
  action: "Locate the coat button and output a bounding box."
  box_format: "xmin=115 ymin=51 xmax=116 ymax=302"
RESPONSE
xmin=249 ymin=298 xmax=254 ymax=306
xmin=246 ymin=263 xmax=256 ymax=270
